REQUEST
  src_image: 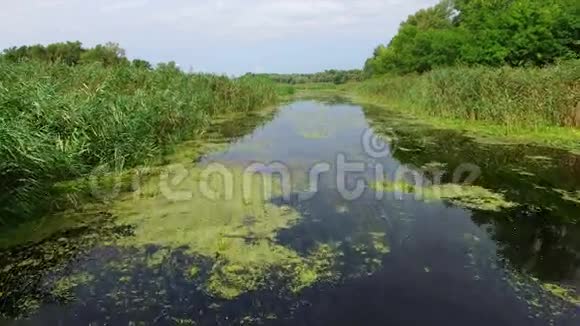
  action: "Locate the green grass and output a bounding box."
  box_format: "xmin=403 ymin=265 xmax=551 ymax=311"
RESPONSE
xmin=0 ymin=61 xmax=278 ymax=222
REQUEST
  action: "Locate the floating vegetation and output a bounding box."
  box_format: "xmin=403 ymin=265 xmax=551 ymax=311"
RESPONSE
xmin=369 ymin=232 xmax=390 ymax=255
xmin=510 ymin=168 xmax=536 ymax=177
xmin=553 ymin=189 xmax=580 ymax=205
xmin=0 ymin=213 xmax=134 ymax=318
xmin=462 ymin=236 xmax=580 ymax=322
xmin=52 ymin=273 xmax=95 ymax=299
xmin=299 ymin=129 xmax=331 ymax=140
xmin=542 ymin=283 xmax=580 ymax=306
xmin=397 ymin=147 xmax=420 ymax=152
xmin=525 ymin=155 xmax=554 ymax=162
xmin=421 ymin=162 xmax=448 ymax=170
xmin=504 ymin=268 xmax=580 ymax=322
xmin=372 ymin=180 xmax=518 ymax=212
xmin=105 ymin=166 xmax=346 ymax=300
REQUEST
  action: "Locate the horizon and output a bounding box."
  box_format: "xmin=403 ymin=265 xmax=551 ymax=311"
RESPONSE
xmin=0 ymin=0 xmax=439 ymax=75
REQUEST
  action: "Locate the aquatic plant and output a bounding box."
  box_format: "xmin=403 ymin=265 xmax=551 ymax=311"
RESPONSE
xmin=542 ymin=283 xmax=580 ymax=306
xmin=553 ymin=189 xmax=580 ymax=205
xmin=107 ymin=166 xmax=343 ymax=299
xmin=372 ymin=180 xmax=517 ymax=212
xmin=52 ymin=273 xmax=95 ymax=299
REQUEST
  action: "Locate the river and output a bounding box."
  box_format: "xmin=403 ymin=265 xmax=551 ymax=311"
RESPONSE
xmin=1 ymin=98 xmax=579 ymax=325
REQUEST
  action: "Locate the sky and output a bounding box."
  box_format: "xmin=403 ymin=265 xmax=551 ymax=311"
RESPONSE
xmin=0 ymin=0 xmax=439 ymax=75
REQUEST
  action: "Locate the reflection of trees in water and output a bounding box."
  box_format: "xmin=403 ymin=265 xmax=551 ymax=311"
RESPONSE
xmin=473 ymin=206 xmax=580 ymax=282
xmin=364 ymin=105 xmax=580 ymax=283
xmin=209 ymin=109 xmax=278 ymax=140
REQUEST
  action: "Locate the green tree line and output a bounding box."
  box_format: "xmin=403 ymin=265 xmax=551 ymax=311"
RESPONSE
xmin=1 ymin=41 xmax=154 ymax=69
xmin=365 ymin=0 xmax=579 ymax=76
xmin=251 ymin=69 xmax=364 ymax=85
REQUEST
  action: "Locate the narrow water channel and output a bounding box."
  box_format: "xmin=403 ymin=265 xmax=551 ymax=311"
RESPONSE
xmin=1 ymin=99 xmax=579 ymax=325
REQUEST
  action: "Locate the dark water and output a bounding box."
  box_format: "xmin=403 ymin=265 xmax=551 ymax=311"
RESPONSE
xmin=1 ymin=99 xmax=579 ymax=325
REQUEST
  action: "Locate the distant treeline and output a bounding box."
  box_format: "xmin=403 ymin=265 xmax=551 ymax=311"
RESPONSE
xmin=250 ymin=69 xmax=364 ymax=85
xmin=1 ymin=41 xmax=155 ymax=69
xmin=365 ymin=0 xmax=579 ymax=76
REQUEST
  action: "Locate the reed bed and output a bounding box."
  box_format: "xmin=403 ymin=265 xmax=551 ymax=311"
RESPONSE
xmin=357 ymin=61 xmax=580 ymax=129
xmin=0 ymin=61 xmax=277 ymax=221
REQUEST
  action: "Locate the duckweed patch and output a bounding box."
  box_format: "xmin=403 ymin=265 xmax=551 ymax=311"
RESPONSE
xmin=525 ymin=155 xmax=554 ymax=162
xmin=107 ymin=166 xmax=345 ymax=299
xmin=0 ymin=213 xmax=133 ymax=318
xmin=300 ymin=130 xmax=331 ymax=140
xmin=372 ymin=180 xmax=518 ymax=212
xmin=542 ymin=283 xmax=580 ymax=306
xmin=504 ymin=268 xmax=580 ymax=321
xmin=52 ymin=273 xmax=95 ymax=299
xmin=421 ymin=162 xmax=448 ymax=170
xmin=553 ymin=189 xmax=580 ymax=205
xmin=369 ymin=232 xmax=390 ymax=255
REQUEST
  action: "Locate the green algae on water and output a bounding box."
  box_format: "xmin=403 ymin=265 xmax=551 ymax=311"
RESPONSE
xmin=542 ymin=283 xmax=580 ymax=306
xmin=52 ymin=273 xmax=95 ymax=299
xmin=505 ymin=269 xmax=580 ymax=320
xmin=553 ymin=189 xmax=580 ymax=205
xmin=300 ymin=130 xmax=331 ymax=140
xmin=108 ymin=166 xmax=343 ymax=299
xmin=369 ymin=232 xmax=390 ymax=255
xmin=372 ymin=180 xmax=517 ymax=212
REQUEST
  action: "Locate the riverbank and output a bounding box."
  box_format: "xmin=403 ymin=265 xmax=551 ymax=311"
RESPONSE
xmin=0 ymin=61 xmax=278 ymax=223
xmin=288 ymin=62 xmax=580 ymax=154
xmin=349 ymin=92 xmax=580 ymax=155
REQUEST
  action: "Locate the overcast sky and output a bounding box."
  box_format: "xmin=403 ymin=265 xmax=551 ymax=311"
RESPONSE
xmin=0 ymin=0 xmax=438 ymax=75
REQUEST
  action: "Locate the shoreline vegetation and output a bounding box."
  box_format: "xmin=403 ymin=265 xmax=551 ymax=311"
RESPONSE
xmin=289 ymin=73 xmax=580 ymax=155
xmin=0 ymin=45 xmax=279 ymax=224
xmin=352 ymin=61 xmax=580 ymax=154
xmin=281 ymin=60 xmax=580 ymax=154
xmin=357 ymin=0 xmax=579 ymax=153
xmin=279 ymin=0 xmax=580 ymax=152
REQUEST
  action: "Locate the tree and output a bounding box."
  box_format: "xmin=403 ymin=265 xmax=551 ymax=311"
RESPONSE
xmin=132 ymin=59 xmax=152 ymax=70
xmin=368 ymin=0 xmax=460 ymax=74
xmin=45 ymin=41 xmax=83 ymax=65
xmin=2 ymin=46 xmax=29 ymax=63
xmin=365 ymin=0 xmax=579 ymax=76
xmin=80 ymin=42 xmax=128 ymax=66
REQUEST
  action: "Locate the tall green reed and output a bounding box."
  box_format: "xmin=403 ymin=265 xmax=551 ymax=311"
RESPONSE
xmin=0 ymin=61 xmax=278 ymax=222
xmin=357 ymin=60 xmax=580 ymax=129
